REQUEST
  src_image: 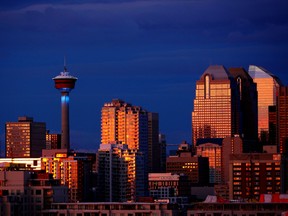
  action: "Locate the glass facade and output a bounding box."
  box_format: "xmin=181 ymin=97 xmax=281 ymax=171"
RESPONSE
xmin=248 ymin=65 xmax=282 ymax=144
xmin=192 ymin=65 xmax=240 ymax=145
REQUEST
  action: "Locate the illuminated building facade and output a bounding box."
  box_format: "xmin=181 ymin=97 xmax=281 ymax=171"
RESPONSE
xmin=46 ymin=130 xmax=61 ymax=150
xmin=248 ymin=65 xmax=282 ymax=145
xmin=97 ymin=143 xmax=146 ymax=202
xmin=101 ymin=99 xmax=149 ymax=152
xmin=5 ymin=116 xmax=46 ymax=158
xmin=192 ymin=65 xmax=241 ymax=147
xmin=195 ymin=139 xmax=223 ymax=184
xmin=166 ymin=142 xmax=209 ymax=185
xmin=229 ymin=153 xmax=282 ymax=201
xmin=41 ymin=149 xmax=95 ymax=202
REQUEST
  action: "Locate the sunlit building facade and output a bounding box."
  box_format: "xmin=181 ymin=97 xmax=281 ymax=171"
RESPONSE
xmin=101 ymin=99 xmax=149 ymax=152
xmin=192 ymin=65 xmax=241 ymax=146
xmin=248 ymin=65 xmax=282 ymax=145
xmin=97 ymin=143 xmax=146 ymax=202
xmin=5 ymin=116 xmax=46 ymax=158
xmin=196 ymin=139 xmax=222 ymax=184
xmin=41 ymin=150 xmax=95 ymax=202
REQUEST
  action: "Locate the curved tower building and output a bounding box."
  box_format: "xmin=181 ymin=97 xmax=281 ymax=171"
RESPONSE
xmin=53 ymin=66 xmax=77 ymax=150
xmin=248 ymin=65 xmax=282 ymax=145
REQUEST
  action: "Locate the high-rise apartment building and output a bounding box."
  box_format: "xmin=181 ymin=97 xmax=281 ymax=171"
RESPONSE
xmin=41 ymin=149 xmax=95 ymax=202
xmin=101 ymin=99 xmax=149 ymax=152
xmin=192 ymin=65 xmax=241 ymax=146
xmin=97 ymin=143 xmax=146 ymax=202
xmin=5 ymin=116 xmax=46 ymax=158
xmin=248 ymin=65 xmax=282 ymax=145
xmin=101 ymin=99 xmax=162 ymax=172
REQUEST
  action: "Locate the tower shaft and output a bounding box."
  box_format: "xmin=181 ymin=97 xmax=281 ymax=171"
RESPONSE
xmin=61 ymin=92 xmax=70 ymax=149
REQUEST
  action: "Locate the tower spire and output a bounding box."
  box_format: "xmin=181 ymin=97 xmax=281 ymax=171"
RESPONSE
xmin=64 ymin=55 xmax=68 ymax=72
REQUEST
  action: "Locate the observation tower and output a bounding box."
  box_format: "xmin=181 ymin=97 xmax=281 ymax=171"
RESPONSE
xmin=53 ymin=64 xmax=77 ymax=150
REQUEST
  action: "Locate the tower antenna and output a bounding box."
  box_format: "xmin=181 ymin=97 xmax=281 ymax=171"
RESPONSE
xmin=64 ymin=55 xmax=68 ymax=72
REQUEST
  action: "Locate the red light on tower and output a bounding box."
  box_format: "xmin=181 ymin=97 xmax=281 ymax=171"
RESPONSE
xmin=53 ymin=65 xmax=77 ymax=150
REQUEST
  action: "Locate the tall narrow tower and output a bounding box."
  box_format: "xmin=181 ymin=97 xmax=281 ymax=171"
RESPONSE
xmin=53 ymin=65 xmax=77 ymax=150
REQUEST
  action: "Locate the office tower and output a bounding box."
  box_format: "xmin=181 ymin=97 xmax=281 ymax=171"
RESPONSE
xmin=277 ymin=86 xmax=288 ymax=154
xmin=46 ymin=130 xmax=61 ymax=149
xmin=148 ymin=113 xmax=162 ymax=173
xmin=158 ymin=133 xmax=167 ymax=172
xmin=248 ymin=65 xmax=282 ymax=145
xmin=41 ymin=150 xmax=95 ymax=202
xmin=229 ymin=153 xmax=283 ymax=201
xmin=97 ymin=143 xmax=145 ymax=202
xmin=0 ymin=170 xmax=68 ymax=215
xmin=166 ymin=142 xmax=209 ymax=186
xmin=229 ymin=67 xmax=258 ymax=152
xmin=5 ymin=116 xmax=46 ymax=158
xmin=195 ymin=138 xmax=223 ymax=184
xmin=192 ymin=65 xmax=241 ymax=147
xmin=53 ymin=65 xmax=77 ymax=150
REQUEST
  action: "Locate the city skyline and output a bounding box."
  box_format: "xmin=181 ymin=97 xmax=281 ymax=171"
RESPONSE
xmin=1 ymin=0 xmax=288 ymax=152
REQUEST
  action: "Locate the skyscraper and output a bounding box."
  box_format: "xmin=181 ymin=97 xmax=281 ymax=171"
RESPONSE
xmin=5 ymin=116 xmax=46 ymax=158
xmin=192 ymin=65 xmax=241 ymax=146
xmin=248 ymin=65 xmax=282 ymax=145
xmin=101 ymin=99 xmax=148 ymax=152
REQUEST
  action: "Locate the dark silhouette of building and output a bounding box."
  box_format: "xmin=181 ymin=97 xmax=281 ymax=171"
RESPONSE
xmin=277 ymin=86 xmax=288 ymax=154
xmin=166 ymin=142 xmax=209 ymax=186
xmin=5 ymin=116 xmax=46 ymax=158
xmin=229 ymin=67 xmax=259 ymax=152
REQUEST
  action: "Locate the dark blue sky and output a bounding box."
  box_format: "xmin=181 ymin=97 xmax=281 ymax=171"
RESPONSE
xmin=1 ymin=0 xmax=288 ymax=153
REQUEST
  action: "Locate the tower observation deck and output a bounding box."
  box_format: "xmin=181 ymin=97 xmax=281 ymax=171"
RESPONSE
xmin=53 ymin=66 xmax=77 ymax=150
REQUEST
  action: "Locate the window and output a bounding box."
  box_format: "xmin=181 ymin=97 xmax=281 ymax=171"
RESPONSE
xmin=205 ymin=75 xmax=210 ymax=99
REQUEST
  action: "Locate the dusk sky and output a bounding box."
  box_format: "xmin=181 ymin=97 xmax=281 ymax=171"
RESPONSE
xmin=1 ymin=0 xmax=288 ymax=153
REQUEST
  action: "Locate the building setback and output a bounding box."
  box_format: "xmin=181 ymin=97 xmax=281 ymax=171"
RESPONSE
xmin=6 ymin=116 xmax=46 ymax=158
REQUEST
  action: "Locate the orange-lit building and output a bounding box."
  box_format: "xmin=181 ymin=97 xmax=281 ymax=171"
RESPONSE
xmin=41 ymin=149 xmax=95 ymax=202
xmin=248 ymin=65 xmax=282 ymax=145
xmin=192 ymin=65 xmax=241 ymax=146
xmin=5 ymin=116 xmax=46 ymax=158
